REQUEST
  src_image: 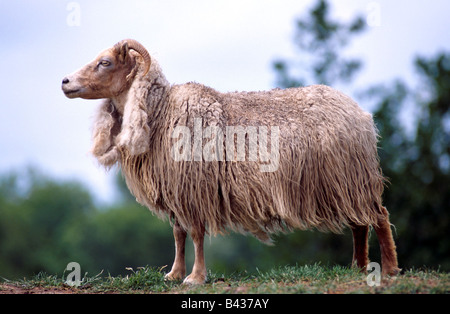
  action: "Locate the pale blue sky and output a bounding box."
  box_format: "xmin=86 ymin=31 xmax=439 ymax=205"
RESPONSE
xmin=1 ymin=0 xmax=449 ymax=203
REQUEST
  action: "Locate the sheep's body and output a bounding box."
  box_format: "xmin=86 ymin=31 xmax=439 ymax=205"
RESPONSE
xmin=62 ymin=39 xmax=399 ymax=285
xmin=118 ymin=74 xmax=385 ymax=243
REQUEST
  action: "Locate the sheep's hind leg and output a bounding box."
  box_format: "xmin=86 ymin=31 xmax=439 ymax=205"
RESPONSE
xmin=183 ymin=225 xmax=207 ymax=285
xmin=351 ymin=224 xmax=370 ymax=270
xmin=165 ymin=221 xmax=187 ymax=281
xmin=374 ymin=207 xmax=401 ymax=276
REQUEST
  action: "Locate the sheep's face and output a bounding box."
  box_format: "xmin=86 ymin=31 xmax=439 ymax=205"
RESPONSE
xmin=62 ymin=44 xmax=137 ymax=100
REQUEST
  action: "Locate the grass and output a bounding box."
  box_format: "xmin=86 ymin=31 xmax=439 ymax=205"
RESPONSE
xmin=1 ymin=264 xmax=449 ymax=294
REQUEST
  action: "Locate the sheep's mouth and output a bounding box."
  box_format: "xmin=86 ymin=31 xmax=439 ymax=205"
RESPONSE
xmin=63 ymin=88 xmax=81 ymax=98
xmin=64 ymin=89 xmax=79 ymax=94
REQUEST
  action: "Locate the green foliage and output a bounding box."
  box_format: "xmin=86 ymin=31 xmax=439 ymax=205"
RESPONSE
xmin=369 ymin=52 xmax=450 ymax=270
xmin=62 ymin=203 xmax=174 ymax=276
xmin=0 ymin=169 xmax=174 ymax=280
xmin=0 ymin=169 xmax=96 ymax=278
xmin=273 ymin=0 xmax=366 ymax=87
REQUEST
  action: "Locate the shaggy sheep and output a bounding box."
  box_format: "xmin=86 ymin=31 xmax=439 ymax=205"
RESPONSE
xmin=62 ymin=39 xmax=400 ymax=284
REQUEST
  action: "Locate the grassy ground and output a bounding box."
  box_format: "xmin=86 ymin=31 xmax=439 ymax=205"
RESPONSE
xmin=1 ymin=264 xmax=448 ymax=294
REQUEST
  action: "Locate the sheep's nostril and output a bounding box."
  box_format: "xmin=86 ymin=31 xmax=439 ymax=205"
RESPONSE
xmin=62 ymin=77 xmax=69 ymax=84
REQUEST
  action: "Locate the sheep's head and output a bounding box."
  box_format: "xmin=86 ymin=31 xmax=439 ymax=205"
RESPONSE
xmin=62 ymin=39 xmax=151 ymax=99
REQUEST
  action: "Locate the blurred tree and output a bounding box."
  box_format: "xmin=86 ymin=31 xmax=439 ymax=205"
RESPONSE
xmin=369 ymin=53 xmax=450 ymax=270
xmin=0 ymin=172 xmax=31 ymax=278
xmin=0 ymin=169 xmax=174 ymax=279
xmin=273 ymin=0 xmax=366 ymax=87
xmin=0 ymin=169 xmax=96 ymax=278
xmin=63 ymin=202 xmax=174 ymax=276
xmin=67 ymin=174 xmax=175 ymax=276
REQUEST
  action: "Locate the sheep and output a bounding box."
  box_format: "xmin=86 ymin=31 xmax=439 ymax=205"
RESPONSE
xmin=62 ymin=39 xmax=400 ymax=285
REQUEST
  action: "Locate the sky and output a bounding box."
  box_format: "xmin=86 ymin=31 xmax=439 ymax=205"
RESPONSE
xmin=0 ymin=0 xmax=449 ymax=204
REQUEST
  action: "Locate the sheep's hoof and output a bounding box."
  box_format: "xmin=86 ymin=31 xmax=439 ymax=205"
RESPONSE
xmin=182 ymin=273 xmax=206 ymax=285
xmin=164 ymin=270 xmax=185 ymax=282
xmin=383 ymin=267 xmax=402 ymax=277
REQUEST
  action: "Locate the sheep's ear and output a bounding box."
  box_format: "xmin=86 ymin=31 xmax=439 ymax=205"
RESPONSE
xmin=117 ymin=42 xmax=129 ymax=64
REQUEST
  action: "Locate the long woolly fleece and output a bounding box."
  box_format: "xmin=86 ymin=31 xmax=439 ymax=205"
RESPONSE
xmin=92 ymin=58 xmax=387 ymax=243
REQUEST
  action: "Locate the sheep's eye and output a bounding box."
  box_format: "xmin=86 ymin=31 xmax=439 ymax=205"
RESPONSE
xmin=99 ymin=60 xmax=111 ymax=67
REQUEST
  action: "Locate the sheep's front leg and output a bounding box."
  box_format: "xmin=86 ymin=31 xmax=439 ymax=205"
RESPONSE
xmin=183 ymin=225 xmax=207 ymax=285
xmin=165 ymin=221 xmax=187 ymax=281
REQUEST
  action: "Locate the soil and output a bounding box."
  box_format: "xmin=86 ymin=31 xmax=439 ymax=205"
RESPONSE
xmin=0 ymin=283 xmax=90 ymax=294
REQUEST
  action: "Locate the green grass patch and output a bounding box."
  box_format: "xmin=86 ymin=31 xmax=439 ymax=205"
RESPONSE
xmin=1 ymin=264 xmax=449 ymax=294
